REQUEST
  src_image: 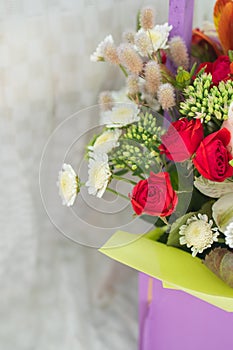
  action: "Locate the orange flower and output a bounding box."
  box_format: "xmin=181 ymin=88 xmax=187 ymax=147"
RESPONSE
xmin=214 ymin=0 xmax=233 ymax=54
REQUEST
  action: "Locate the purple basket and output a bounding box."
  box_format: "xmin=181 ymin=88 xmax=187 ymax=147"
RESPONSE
xmin=139 ymin=273 xmax=233 ymax=350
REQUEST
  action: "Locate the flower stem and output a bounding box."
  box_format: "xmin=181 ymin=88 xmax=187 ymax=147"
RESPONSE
xmin=159 ymin=216 xmax=169 ymax=225
xmin=112 ymin=174 xmax=137 ymax=185
xmin=106 ymin=187 xmax=129 ymax=201
xmin=119 ymin=64 xmax=128 ymax=77
xmin=157 ymin=49 xmax=162 ymax=64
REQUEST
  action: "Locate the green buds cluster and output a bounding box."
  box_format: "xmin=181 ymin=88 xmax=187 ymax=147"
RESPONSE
xmin=110 ymin=141 xmax=160 ymax=172
xmin=123 ymin=112 xmax=163 ymax=148
xmin=180 ymin=73 xmax=233 ymax=123
xmin=109 ymin=112 xmax=163 ymax=173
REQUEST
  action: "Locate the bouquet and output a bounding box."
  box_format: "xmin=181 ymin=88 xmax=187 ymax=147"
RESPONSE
xmin=57 ymin=0 xmax=233 ymax=310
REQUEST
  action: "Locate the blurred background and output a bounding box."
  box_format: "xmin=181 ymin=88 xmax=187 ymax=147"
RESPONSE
xmin=0 ymin=1 xmax=215 ymax=349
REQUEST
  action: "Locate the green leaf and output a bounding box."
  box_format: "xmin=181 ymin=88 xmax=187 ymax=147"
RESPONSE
xmin=136 ymin=10 xmax=141 ymax=31
xmin=168 ymin=166 xmax=179 ymax=191
xmin=189 ymin=62 xmax=197 ymax=79
xmin=199 ymin=200 xmax=215 ymax=219
xmin=167 ymin=212 xmax=196 ymax=247
xmin=229 ymin=50 xmax=233 ymax=63
xmin=113 ymin=169 xmax=129 ymax=176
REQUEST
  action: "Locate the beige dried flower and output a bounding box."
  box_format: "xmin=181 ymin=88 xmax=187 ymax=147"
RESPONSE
xmin=135 ymin=30 xmax=151 ymax=56
xmin=157 ymin=83 xmax=176 ymax=110
xmin=169 ymin=36 xmax=189 ymax=70
xmin=98 ymin=91 xmax=113 ymax=111
xmin=127 ymin=75 xmax=139 ymax=95
xmin=103 ymin=42 xmax=120 ymax=65
xmin=117 ymin=44 xmax=143 ymax=75
xmin=144 ymin=61 xmax=162 ymax=94
xmin=140 ymin=7 xmax=155 ymax=30
xmin=122 ymin=30 xmax=135 ymax=44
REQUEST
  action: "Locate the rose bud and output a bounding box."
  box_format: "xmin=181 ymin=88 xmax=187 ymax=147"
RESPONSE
xmin=130 ymin=172 xmax=178 ymax=217
xmin=159 ymin=118 xmax=204 ymax=162
xmin=193 ymin=128 xmax=233 ymax=182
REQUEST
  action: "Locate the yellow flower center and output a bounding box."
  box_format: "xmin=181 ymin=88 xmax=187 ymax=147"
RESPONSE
xmin=148 ymin=31 xmax=162 ymax=45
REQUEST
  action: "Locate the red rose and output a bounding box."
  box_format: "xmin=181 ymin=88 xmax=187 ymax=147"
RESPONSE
xmin=193 ymin=128 xmax=233 ymax=182
xmin=195 ymin=55 xmax=232 ymax=85
xmin=130 ymin=172 xmax=178 ymax=217
xmin=159 ymin=118 xmax=204 ymax=162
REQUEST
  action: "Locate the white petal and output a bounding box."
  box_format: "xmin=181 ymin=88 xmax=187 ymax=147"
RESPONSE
xmin=212 ymin=193 xmax=233 ymax=232
xmin=194 ymin=176 xmax=233 ymax=198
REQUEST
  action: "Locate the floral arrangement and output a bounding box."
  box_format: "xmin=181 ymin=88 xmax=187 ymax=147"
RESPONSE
xmin=57 ymin=0 xmax=233 ymax=302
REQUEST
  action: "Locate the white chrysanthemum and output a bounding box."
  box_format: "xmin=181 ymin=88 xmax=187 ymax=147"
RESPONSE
xmin=136 ymin=23 xmax=172 ymax=54
xmin=224 ymin=222 xmax=233 ymax=248
xmin=100 ymin=104 xmax=140 ymax=128
xmin=90 ymin=35 xmax=114 ymax=62
xmin=179 ymin=214 xmax=219 ymax=257
xmin=89 ymin=129 xmax=121 ymax=153
xmin=57 ymin=164 xmax=79 ymax=206
xmin=86 ymin=153 xmax=111 ymax=198
xmin=111 ymin=88 xmax=131 ymax=103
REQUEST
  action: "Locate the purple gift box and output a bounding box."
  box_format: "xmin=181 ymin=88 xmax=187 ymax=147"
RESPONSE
xmin=139 ymin=273 xmax=233 ymax=350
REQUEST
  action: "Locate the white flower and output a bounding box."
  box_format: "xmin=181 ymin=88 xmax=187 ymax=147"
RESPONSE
xmin=224 ymin=222 xmax=233 ymax=248
xmin=101 ymin=103 xmax=140 ymax=128
xmin=57 ymin=164 xmax=79 ymax=206
xmin=135 ymin=23 xmax=172 ymax=54
xmin=90 ymin=35 xmax=114 ymax=62
xmin=86 ymin=153 xmax=111 ymax=198
xmin=212 ymin=193 xmax=233 ymax=232
xmin=111 ymin=88 xmax=131 ymax=103
xmin=88 ymin=129 xmax=121 ymax=153
xmin=194 ymin=176 xmax=233 ymax=198
xmin=179 ymin=214 xmax=219 ymax=257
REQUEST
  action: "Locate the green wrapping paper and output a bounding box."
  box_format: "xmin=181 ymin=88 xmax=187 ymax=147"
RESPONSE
xmin=99 ymin=229 xmax=233 ymax=311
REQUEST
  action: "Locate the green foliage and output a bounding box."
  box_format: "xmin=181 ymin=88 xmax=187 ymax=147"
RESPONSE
xmin=180 ymin=73 xmax=233 ymax=123
xmin=136 ymin=10 xmax=141 ymax=31
xmin=199 ymin=200 xmax=215 ymax=219
xmin=175 ymin=67 xmax=191 ymax=89
xmin=109 ymin=112 xmax=164 ymax=175
xmin=229 ymin=50 xmax=233 ymax=63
